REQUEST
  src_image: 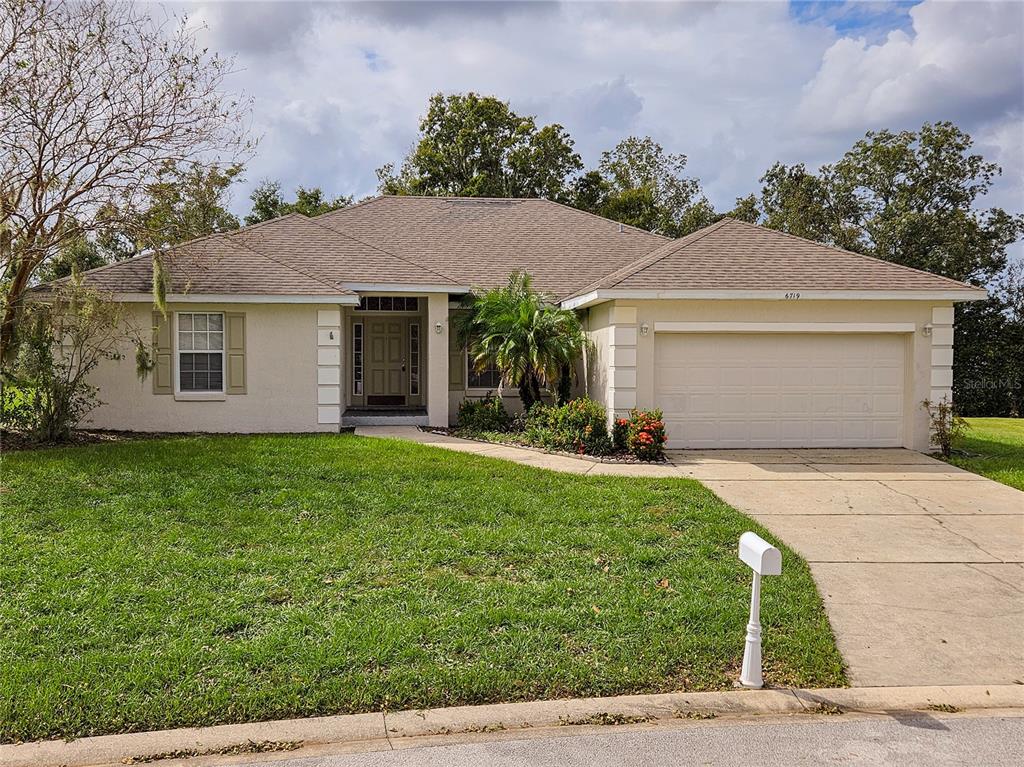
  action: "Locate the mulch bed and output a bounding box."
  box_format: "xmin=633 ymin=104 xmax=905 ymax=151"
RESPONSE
xmin=419 ymin=426 xmax=667 ymax=464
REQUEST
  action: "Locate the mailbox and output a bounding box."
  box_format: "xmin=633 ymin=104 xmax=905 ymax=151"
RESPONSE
xmin=739 ymin=532 xmax=782 ymax=575
xmin=738 ymin=532 xmax=782 ymax=689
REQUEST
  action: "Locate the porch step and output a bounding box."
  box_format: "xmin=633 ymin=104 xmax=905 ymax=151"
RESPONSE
xmin=341 ymin=409 xmax=429 ymax=427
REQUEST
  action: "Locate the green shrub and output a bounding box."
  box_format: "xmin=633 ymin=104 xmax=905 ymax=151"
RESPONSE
xmin=622 ymin=408 xmax=667 ymax=461
xmin=457 ymin=393 xmax=511 ymax=433
xmin=524 ymin=397 xmax=612 ymax=455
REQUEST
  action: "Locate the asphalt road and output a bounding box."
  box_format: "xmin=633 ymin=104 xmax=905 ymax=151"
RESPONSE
xmin=244 ymin=712 xmax=1024 ymax=767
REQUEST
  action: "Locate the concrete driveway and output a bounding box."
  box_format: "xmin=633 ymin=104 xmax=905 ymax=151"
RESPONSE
xmin=670 ymin=448 xmax=1024 ymax=687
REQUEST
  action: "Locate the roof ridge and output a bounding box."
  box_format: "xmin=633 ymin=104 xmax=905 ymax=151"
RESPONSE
xmin=219 ymin=232 xmax=349 ymax=294
xmin=307 ymin=214 xmax=460 ymax=286
xmin=536 ymin=197 xmax=673 ymax=241
xmin=569 ymin=218 xmax=733 ymax=297
xmin=724 ymin=218 xmax=983 ymax=291
xmin=323 ymin=194 xmax=671 ymax=242
xmin=316 ymin=195 xmax=386 ymax=219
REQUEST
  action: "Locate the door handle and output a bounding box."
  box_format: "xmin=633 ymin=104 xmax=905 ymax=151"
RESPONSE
xmin=402 ymin=357 xmax=406 ymax=372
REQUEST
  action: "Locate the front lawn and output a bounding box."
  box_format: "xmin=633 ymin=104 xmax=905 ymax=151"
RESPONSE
xmin=0 ymin=434 xmax=844 ymax=742
xmin=946 ymin=417 xmax=1024 ymax=490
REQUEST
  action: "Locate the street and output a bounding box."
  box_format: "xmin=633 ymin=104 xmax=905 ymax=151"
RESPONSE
xmin=238 ymin=712 xmax=1024 ymax=767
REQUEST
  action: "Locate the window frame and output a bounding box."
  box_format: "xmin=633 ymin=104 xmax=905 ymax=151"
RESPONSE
xmin=352 ymin=321 xmax=364 ymax=396
xmin=409 ymin=322 xmax=420 ymax=396
xmin=465 ymin=351 xmax=504 ymax=392
xmin=174 ymin=311 xmax=226 ymax=395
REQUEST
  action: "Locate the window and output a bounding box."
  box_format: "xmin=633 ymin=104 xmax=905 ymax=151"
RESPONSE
xmin=467 ymin=355 xmax=503 ymax=390
xmin=177 ymin=313 xmax=224 ymax=392
xmin=352 ymin=323 xmax=363 ymax=395
xmin=357 ymin=296 xmax=419 ymax=312
xmin=409 ymin=323 xmax=419 ymax=396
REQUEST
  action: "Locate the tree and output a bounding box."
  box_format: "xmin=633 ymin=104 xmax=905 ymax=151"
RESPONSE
xmin=456 ymin=272 xmax=586 ymax=411
xmin=954 ymin=262 xmax=1024 ymax=417
xmin=752 ymin=123 xmax=1023 ymax=284
xmin=377 ymin=92 xmax=582 ymax=200
xmin=244 ymin=181 xmax=352 ymax=225
xmin=757 ymin=162 xmax=860 ymax=249
xmin=1 ymin=276 xmax=141 ymax=441
xmin=571 ymin=137 xmax=713 ymax=236
xmin=0 ymin=0 xmax=251 ymax=359
xmin=137 ymin=162 xmax=243 ymax=248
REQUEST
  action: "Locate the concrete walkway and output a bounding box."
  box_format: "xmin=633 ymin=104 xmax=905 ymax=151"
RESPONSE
xmin=357 ymin=428 xmax=1024 ymax=687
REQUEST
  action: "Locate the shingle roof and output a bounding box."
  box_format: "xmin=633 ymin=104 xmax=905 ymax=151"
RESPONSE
xmin=567 ymin=217 xmax=985 ymax=297
xmin=49 ymin=197 xmax=983 ymax=301
xmin=39 ymin=231 xmax=353 ymax=297
xmin=316 ymin=196 xmax=669 ymax=297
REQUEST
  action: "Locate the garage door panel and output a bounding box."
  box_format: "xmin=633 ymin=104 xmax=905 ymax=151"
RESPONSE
xmin=655 ymin=333 xmax=905 ymax=449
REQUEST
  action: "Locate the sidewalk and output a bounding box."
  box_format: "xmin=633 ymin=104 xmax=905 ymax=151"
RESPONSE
xmin=3 ymin=685 xmax=1020 ymax=767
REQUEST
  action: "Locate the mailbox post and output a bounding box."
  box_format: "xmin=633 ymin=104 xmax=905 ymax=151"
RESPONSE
xmin=738 ymin=532 xmax=782 ymax=689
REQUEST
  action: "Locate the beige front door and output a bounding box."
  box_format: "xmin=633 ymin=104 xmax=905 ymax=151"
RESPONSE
xmin=366 ymin=319 xmax=406 ymax=404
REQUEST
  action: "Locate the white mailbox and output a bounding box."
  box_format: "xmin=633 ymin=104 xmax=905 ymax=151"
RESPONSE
xmin=739 ymin=532 xmax=782 ymax=575
xmin=737 ymin=532 xmax=783 ymax=689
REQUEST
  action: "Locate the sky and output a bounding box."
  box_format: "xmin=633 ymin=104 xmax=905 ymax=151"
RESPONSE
xmin=165 ymin=0 xmax=1023 ymax=239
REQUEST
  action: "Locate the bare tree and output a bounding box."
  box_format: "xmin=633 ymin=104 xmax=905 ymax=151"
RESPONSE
xmin=0 ymin=0 xmax=252 ymax=359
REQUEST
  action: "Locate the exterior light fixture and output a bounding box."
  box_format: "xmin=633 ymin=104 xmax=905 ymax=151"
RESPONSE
xmin=435 ymin=322 xmax=443 ymax=335
xmin=640 ymin=322 xmax=650 ymax=336
xmin=922 ymin=323 xmax=933 ymax=337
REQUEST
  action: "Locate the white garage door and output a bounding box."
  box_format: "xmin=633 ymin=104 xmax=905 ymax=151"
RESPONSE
xmin=654 ymin=333 xmax=906 ymax=449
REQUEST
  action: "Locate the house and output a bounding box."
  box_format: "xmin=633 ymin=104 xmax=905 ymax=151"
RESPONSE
xmin=64 ymin=196 xmax=985 ymax=449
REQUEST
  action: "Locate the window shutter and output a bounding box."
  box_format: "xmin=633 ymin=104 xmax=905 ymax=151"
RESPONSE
xmin=152 ymin=312 xmax=173 ymax=394
xmin=226 ymin=312 xmax=246 ymax=394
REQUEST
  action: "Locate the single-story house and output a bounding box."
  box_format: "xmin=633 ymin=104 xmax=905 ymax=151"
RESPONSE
xmin=57 ymin=195 xmax=985 ymax=449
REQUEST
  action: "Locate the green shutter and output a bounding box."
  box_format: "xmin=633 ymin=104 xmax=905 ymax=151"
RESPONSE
xmin=225 ymin=312 xmax=246 ymax=394
xmin=152 ymin=311 xmax=173 ymax=394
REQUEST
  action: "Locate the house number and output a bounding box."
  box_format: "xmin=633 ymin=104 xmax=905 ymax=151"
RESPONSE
xmin=784 ymin=292 xmax=802 ymax=299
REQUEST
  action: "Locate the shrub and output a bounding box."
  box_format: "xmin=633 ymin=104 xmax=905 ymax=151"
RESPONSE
xmin=2 ymin=278 xmax=140 ymax=443
xmin=923 ymin=397 xmax=968 ymax=457
xmin=524 ymin=397 xmax=612 ymax=455
xmin=623 ymin=408 xmax=667 ymax=461
xmin=612 ymin=417 xmax=629 ymax=452
xmin=457 ymin=393 xmax=510 ymax=433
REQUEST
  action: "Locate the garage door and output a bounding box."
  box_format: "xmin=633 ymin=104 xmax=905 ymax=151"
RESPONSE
xmin=654 ymin=333 xmax=905 ymax=449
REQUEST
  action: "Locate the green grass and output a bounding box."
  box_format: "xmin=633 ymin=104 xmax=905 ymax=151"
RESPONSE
xmin=0 ymin=434 xmax=844 ymax=742
xmin=945 ymin=417 xmax=1024 ymax=490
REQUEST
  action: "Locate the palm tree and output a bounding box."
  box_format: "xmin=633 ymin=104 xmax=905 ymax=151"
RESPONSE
xmin=457 ymin=272 xmax=586 ymax=410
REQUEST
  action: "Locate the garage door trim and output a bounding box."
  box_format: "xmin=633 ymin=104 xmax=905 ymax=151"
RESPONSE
xmin=654 ymin=322 xmax=916 ymax=333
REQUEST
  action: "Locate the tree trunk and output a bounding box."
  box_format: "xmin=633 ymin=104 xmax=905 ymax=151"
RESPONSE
xmin=518 ymin=376 xmax=536 ymax=411
xmin=556 ymin=363 xmax=573 ymax=405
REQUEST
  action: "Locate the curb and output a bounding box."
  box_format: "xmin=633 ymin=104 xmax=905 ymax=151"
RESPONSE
xmin=2 ymin=685 xmax=1021 ymax=767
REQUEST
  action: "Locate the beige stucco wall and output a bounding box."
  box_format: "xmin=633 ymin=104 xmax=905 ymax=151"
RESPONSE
xmin=583 ymin=299 xmax=954 ymax=451
xmin=86 ymin=302 xmax=336 ymax=433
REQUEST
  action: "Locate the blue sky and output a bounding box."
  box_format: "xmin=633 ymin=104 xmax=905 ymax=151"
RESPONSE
xmin=177 ymin=0 xmax=1022 ymax=251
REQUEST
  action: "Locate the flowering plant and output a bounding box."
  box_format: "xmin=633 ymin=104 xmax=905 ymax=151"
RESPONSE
xmin=624 ymin=408 xmax=667 ymax=461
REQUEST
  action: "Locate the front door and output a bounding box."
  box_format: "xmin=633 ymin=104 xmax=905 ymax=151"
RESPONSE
xmin=366 ymin=319 xmax=406 ymax=405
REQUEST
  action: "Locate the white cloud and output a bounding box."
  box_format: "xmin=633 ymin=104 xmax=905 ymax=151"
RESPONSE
xmin=796 ymin=0 xmax=1023 ymax=132
xmin=174 ymin=0 xmax=1021 ymax=231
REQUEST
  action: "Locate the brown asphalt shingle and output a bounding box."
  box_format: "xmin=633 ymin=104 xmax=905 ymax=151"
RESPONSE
xmin=316 ymin=196 xmax=670 ymax=297
xmin=52 ymin=197 xmax=982 ymax=301
xmin=568 ymin=218 xmax=985 ymax=297
xmin=42 ymin=233 xmax=352 ymax=297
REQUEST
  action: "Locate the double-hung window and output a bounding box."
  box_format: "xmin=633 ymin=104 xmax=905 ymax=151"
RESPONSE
xmin=177 ymin=313 xmax=225 ymax=392
xmin=467 ymin=355 xmax=503 ymax=390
